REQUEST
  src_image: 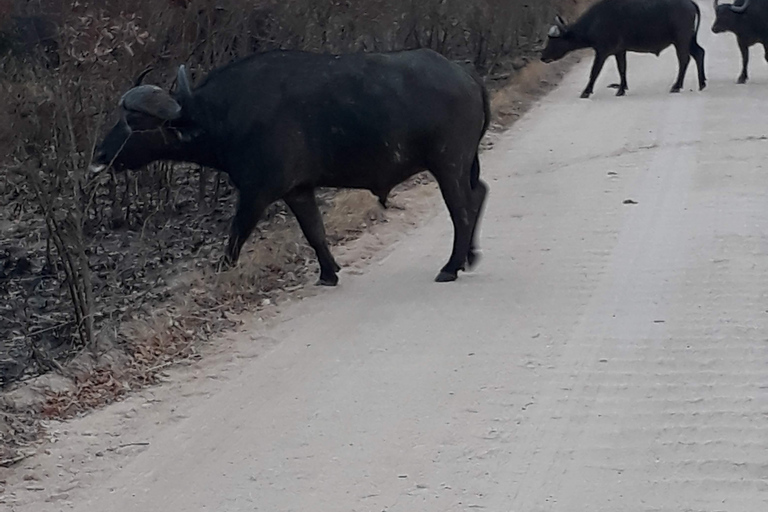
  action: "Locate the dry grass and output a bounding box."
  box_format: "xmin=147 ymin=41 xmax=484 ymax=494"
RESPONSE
xmin=324 ymin=190 xmax=386 ymax=242
xmin=484 ymin=0 xmax=595 ymax=128
xmin=490 ymin=55 xmax=585 ymax=130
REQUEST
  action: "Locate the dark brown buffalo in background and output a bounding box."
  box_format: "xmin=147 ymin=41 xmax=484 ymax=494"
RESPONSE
xmin=712 ymin=0 xmax=768 ymax=83
xmin=541 ymin=0 xmax=706 ymax=98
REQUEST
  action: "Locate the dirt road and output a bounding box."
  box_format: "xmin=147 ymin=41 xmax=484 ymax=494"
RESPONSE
xmin=7 ymin=7 xmax=768 ymax=511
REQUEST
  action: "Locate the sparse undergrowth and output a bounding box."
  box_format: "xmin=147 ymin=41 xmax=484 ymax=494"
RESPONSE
xmin=0 ymin=0 xmax=591 ymax=465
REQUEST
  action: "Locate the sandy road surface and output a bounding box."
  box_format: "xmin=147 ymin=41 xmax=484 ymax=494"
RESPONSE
xmin=8 ymin=5 xmax=768 ymax=511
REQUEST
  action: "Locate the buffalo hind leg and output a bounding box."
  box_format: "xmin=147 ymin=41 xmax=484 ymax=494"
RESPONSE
xmin=284 ymin=187 xmax=341 ymax=286
xmin=434 ymin=171 xmax=473 ymax=283
xmin=738 ymin=39 xmax=750 ymax=84
xmin=375 ymin=187 xmax=392 ymax=209
xmin=582 ymin=51 xmax=608 ymax=99
xmin=609 ymin=51 xmax=628 ymax=96
xmin=466 ymin=155 xmax=489 ymax=270
xmin=671 ymin=43 xmax=691 ymax=93
xmin=691 ymin=38 xmax=707 ymax=90
xmin=221 ymin=192 xmax=267 ymax=270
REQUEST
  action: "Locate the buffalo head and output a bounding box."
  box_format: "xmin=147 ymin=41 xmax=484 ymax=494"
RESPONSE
xmin=712 ymin=0 xmax=750 ymax=34
xmin=90 ymin=66 xmax=196 ymax=173
xmin=541 ymin=16 xmax=575 ymax=63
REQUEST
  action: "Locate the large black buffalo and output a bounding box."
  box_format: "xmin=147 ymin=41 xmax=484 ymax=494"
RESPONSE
xmin=712 ymin=0 xmax=768 ymax=84
xmin=541 ymin=0 xmax=707 ymax=98
xmin=91 ymin=49 xmax=490 ymax=285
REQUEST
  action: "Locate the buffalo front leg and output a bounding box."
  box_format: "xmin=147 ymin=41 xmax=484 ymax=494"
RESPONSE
xmin=738 ymin=39 xmax=750 ymax=84
xmin=221 ymin=192 xmax=267 ymax=270
xmin=582 ymin=52 xmax=608 ymax=99
xmin=671 ymin=43 xmax=691 ymax=93
xmin=284 ymin=188 xmax=341 ymax=286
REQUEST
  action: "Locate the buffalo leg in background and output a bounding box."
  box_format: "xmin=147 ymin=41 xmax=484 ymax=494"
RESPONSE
xmin=582 ymin=52 xmax=608 ymax=99
xmin=691 ymin=38 xmax=706 ymax=90
xmin=671 ymin=42 xmax=692 ymax=93
xmin=466 ymin=154 xmax=488 ymax=269
xmin=738 ymin=39 xmax=750 ymax=84
xmin=615 ymin=51 xmax=628 ymax=96
xmin=284 ymin=187 xmax=341 ymax=287
xmin=222 ymin=192 xmax=268 ymax=269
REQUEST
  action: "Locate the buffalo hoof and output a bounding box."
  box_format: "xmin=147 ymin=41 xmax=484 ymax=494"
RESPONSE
xmin=435 ymin=270 xmax=458 ymax=283
xmin=699 ymin=82 xmax=707 ymax=91
xmin=316 ymin=274 xmax=339 ymax=287
xmin=670 ymin=86 xmax=682 ymax=94
xmin=580 ymin=91 xmax=592 ymax=99
xmin=737 ymin=76 xmax=747 ymax=85
xmin=466 ymin=250 xmax=481 ymax=270
xmin=615 ymin=88 xmax=627 ymax=97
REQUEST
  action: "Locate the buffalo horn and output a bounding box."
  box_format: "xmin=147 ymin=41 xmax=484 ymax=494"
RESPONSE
xmin=731 ymin=0 xmax=750 ymax=12
xmin=119 ymin=85 xmax=182 ymax=121
xmin=133 ymin=67 xmax=154 ymax=87
xmin=555 ymin=15 xmax=567 ymax=32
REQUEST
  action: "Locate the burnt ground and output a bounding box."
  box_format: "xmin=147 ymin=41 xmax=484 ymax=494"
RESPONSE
xmin=0 ymin=170 xmax=385 ymax=386
xmin=2 ymin=170 xmax=242 ymax=386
